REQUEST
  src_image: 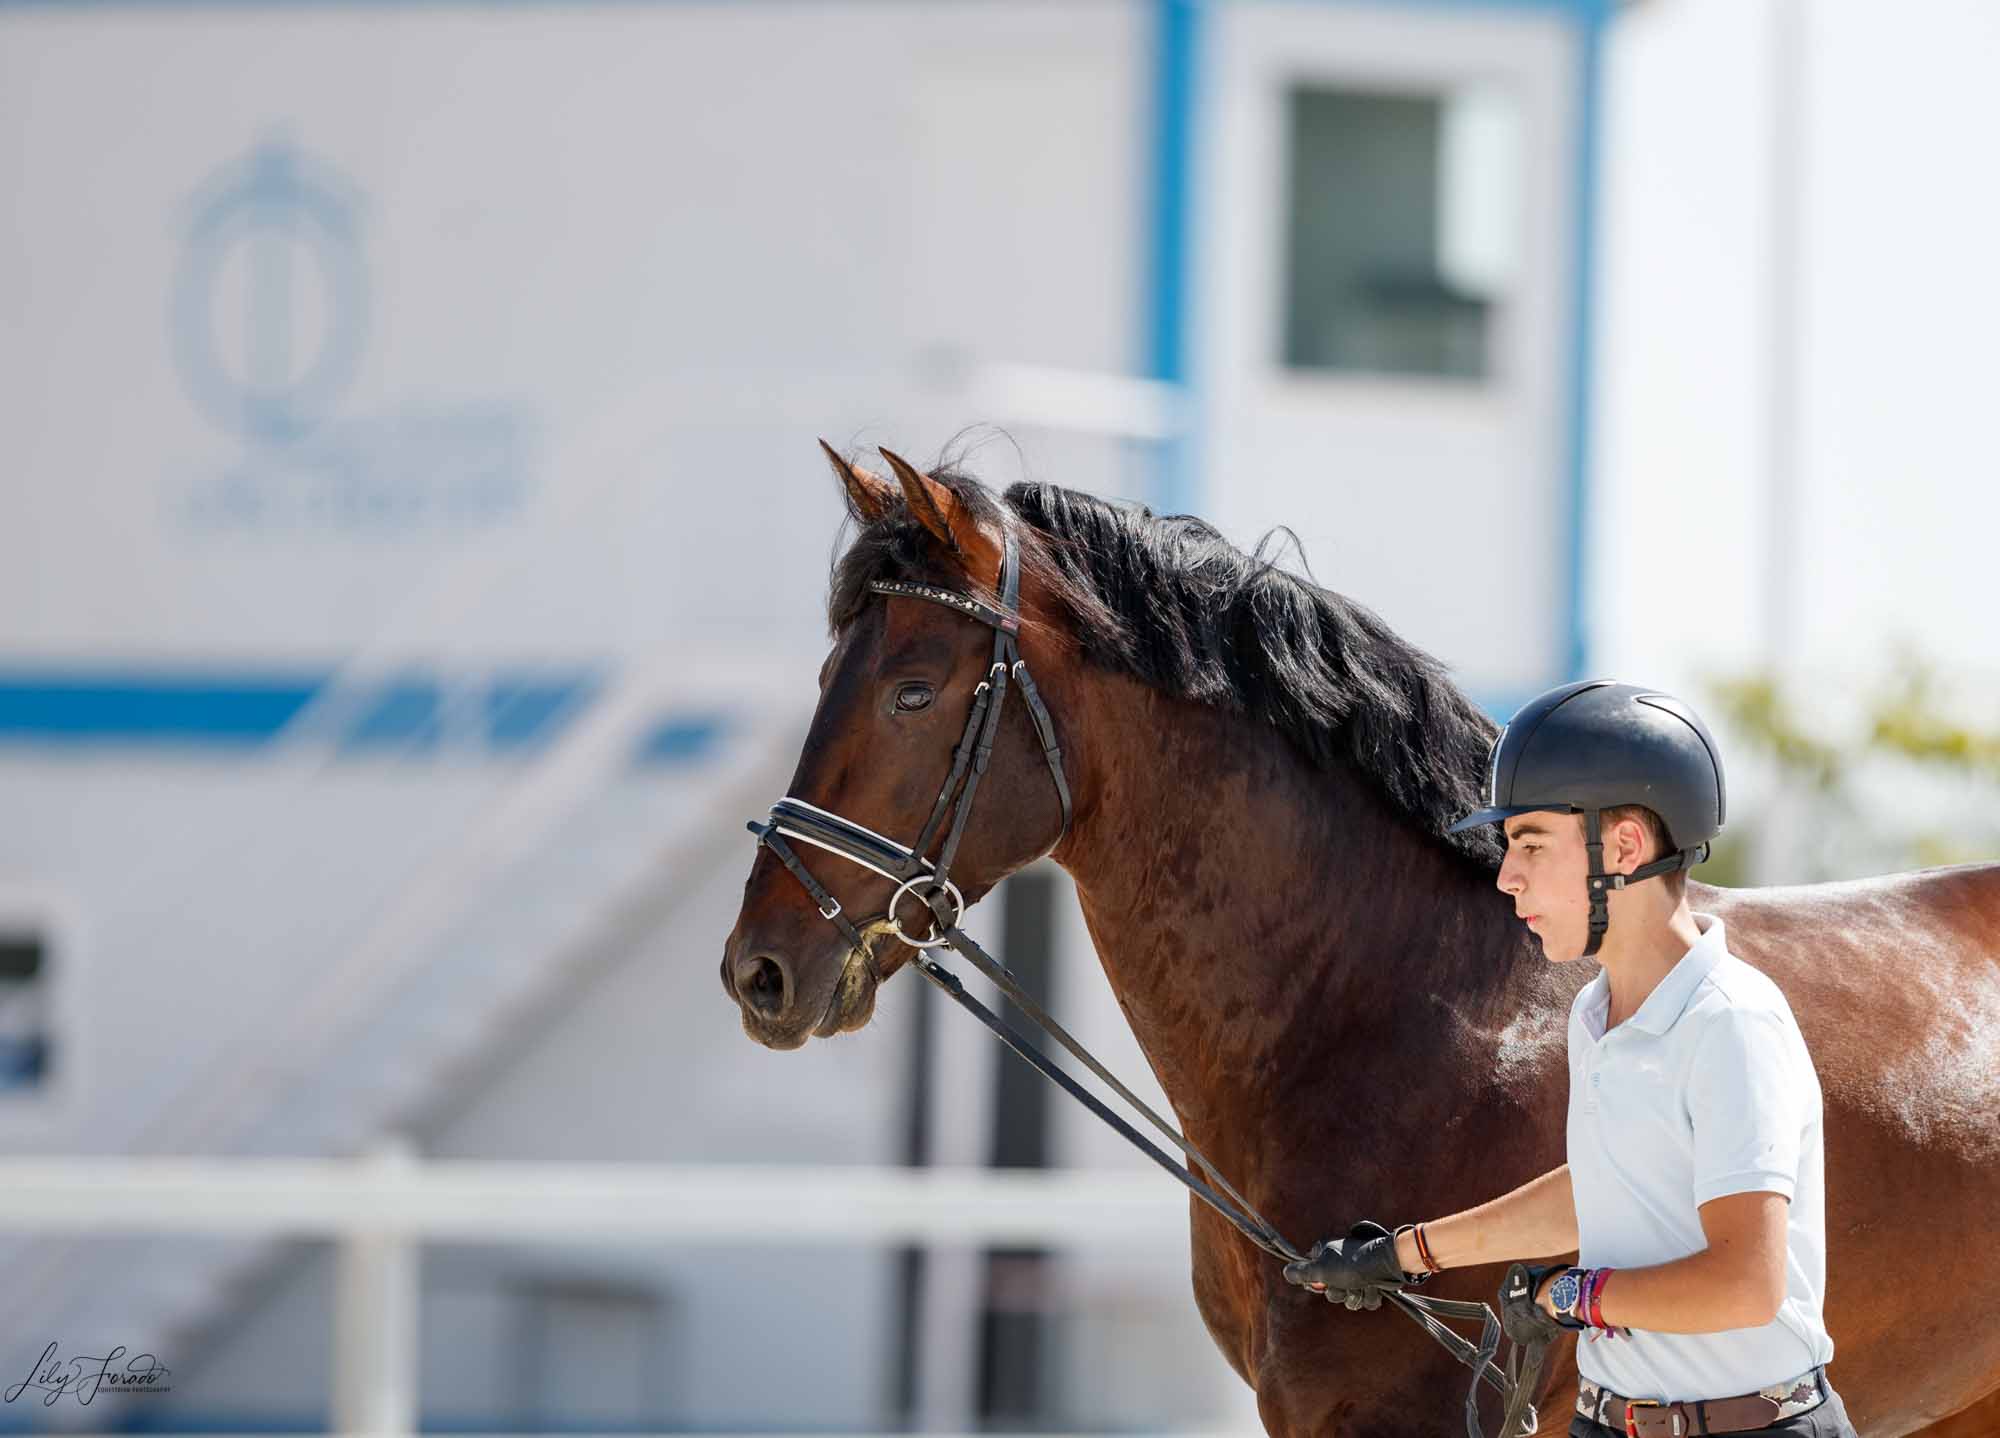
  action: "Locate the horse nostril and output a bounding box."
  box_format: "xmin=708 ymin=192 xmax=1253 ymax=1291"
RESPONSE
xmin=735 ymin=954 xmax=789 ymax=1017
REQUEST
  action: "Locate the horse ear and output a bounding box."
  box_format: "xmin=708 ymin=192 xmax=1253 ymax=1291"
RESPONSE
xmin=820 ymin=439 xmax=894 ymax=523
xmin=879 ymin=448 xmax=973 ymax=558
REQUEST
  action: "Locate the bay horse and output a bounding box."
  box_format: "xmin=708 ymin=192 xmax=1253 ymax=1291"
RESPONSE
xmin=720 ymin=446 xmax=2000 ymax=1437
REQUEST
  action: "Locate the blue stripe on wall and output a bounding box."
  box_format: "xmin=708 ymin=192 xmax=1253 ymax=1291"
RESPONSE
xmin=487 ymin=675 xmax=599 ymax=750
xmin=0 ymin=671 xmax=323 ymax=744
xmin=1562 ymin=0 xmax=1610 ymax=681
xmin=343 ymin=679 xmax=443 ymax=750
xmin=631 ymin=713 xmax=727 ymax=767
xmin=0 ymin=668 xmax=603 ymax=753
xmin=1148 ymin=0 xmax=1200 ymax=518
xmin=1148 ymin=0 xmax=1197 ymax=388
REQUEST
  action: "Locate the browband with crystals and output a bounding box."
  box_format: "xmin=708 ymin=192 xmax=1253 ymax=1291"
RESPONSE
xmin=868 ymin=578 xmax=1018 ymax=634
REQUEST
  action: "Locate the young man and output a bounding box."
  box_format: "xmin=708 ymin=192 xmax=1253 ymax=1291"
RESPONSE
xmin=1284 ymin=680 xmax=1856 ymax=1438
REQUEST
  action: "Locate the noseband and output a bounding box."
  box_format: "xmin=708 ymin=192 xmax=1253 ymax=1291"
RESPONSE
xmin=747 ymin=528 xmax=1071 ymax=951
xmin=743 ymin=527 xmax=1529 ymax=1437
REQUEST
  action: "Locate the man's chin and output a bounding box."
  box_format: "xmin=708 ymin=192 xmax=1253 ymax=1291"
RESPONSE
xmin=1523 ymin=926 xmax=1577 ymax=962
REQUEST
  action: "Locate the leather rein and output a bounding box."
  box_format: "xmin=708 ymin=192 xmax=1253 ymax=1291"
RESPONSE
xmin=746 ymin=529 xmax=1535 ymax=1438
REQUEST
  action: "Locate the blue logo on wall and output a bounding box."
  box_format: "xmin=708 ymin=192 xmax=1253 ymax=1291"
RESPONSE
xmin=172 ymin=141 xmax=366 ymax=445
xmin=168 ymin=139 xmax=534 ymax=534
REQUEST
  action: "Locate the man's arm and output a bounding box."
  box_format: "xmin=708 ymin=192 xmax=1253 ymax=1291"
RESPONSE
xmin=1561 ymin=1005 xmax=1803 ymax=1333
xmin=1393 ymin=1164 xmax=1579 ymax=1275
xmin=1546 ymin=1190 xmax=1788 ymax=1334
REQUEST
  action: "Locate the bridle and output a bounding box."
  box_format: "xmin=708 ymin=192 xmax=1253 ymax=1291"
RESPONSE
xmin=747 ymin=529 xmax=1070 ymax=957
xmin=745 ymin=529 xmax=1536 ymax=1438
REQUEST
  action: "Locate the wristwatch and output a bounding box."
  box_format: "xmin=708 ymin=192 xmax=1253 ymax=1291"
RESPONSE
xmin=1546 ymin=1267 xmax=1588 ymax=1328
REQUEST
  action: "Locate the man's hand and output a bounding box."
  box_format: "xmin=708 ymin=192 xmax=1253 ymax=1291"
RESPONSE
xmin=1499 ymin=1263 xmax=1568 ymax=1347
xmin=1282 ymin=1221 xmax=1410 ymax=1309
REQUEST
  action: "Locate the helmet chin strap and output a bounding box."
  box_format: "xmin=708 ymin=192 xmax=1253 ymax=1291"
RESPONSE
xmin=1580 ymin=809 xmax=1714 ymax=960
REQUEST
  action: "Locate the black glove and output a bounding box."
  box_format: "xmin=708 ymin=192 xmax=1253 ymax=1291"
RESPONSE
xmin=1497 ymin=1264 xmax=1566 ymax=1438
xmin=1499 ymin=1263 xmax=1570 ymax=1348
xmin=1282 ymin=1220 xmax=1413 ymax=1310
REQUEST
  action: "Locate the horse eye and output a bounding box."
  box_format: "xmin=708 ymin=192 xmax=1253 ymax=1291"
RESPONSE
xmin=894 ymin=683 xmax=934 ymax=713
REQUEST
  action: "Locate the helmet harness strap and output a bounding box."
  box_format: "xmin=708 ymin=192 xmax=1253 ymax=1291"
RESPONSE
xmin=1580 ymin=806 xmax=1714 ymax=960
xmin=1583 ymin=810 xmax=1611 ymax=959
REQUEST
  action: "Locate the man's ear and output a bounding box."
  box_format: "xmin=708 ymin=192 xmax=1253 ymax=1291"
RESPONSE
xmin=820 ymin=439 xmax=895 ymax=524
xmin=878 ymin=449 xmax=999 ymax=577
xmin=1611 ymin=816 xmax=1651 ymax=876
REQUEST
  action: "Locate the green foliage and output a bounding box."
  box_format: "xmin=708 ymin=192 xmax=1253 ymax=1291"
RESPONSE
xmin=1864 ymin=656 xmax=2000 ymax=780
xmin=1702 ymin=649 xmax=2000 ymax=882
xmin=1705 ymin=674 xmax=1845 ymax=792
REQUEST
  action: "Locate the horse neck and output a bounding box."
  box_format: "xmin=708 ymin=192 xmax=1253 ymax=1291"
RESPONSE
xmin=1048 ymin=670 xmax=1527 ymax=1138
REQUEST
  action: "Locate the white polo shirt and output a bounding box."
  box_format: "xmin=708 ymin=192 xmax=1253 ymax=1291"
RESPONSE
xmin=1568 ymin=912 xmax=1835 ymax=1401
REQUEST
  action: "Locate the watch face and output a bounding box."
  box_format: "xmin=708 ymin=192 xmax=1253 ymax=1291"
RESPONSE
xmin=1549 ymin=1271 xmax=1582 ymax=1315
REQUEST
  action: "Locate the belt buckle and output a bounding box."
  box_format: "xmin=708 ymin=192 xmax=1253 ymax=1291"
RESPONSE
xmin=1624 ymin=1399 xmax=1682 ymax=1438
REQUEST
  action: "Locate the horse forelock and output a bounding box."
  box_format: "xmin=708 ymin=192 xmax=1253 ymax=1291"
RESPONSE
xmin=825 ymin=461 xmax=1120 ymax=656
xmin=823 ymin=457 xmax=1505 ymax=871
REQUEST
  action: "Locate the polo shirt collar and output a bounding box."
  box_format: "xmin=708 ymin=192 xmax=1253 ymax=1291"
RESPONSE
xmin=1623 ymin=912 xmax=1728 ymax=1035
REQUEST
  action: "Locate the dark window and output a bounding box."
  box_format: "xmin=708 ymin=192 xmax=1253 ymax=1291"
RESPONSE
xmin=0 ymin=932 xmax=50 ymax=1090
xmin=1282 ymin=85 xmax=1520 ymax=379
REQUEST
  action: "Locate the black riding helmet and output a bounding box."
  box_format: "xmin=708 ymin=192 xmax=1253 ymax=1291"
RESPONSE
xmin=1449 ymin=680 xmax=1727 ymax=957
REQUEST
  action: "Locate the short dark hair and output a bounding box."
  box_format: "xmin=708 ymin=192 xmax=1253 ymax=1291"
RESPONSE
xmin=1582 ymin=804 xmax=1686 ymax=901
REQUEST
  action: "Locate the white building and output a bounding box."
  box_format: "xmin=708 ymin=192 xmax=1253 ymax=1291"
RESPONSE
xmin=10 ymin=0 xmax=1989 ymax=1431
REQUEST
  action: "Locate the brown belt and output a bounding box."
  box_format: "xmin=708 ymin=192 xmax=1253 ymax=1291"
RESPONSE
xmin=1577 ymin=1366 xmax=1828 ymax=1437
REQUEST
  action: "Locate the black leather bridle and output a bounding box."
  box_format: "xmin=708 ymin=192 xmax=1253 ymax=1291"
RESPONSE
xmin=745 ymin=528 xmax=1534 ymax=1438
xmin=747 ymin=529 xmax=1070 ymax=957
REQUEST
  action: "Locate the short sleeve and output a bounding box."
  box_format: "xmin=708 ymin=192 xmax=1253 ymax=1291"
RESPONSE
xmin=1685 ymin=1007 xmax=1805 ymax=1206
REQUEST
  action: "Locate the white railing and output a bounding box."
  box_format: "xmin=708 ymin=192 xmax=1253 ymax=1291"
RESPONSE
xmin=0 ymin=1153 xmax=1192 ymax=1437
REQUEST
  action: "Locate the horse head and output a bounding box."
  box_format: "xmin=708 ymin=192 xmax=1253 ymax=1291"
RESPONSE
xmin=721 ymin=443 xmax=1079 ymax=1050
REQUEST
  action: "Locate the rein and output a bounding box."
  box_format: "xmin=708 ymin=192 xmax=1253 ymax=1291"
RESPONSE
xmin=746 ymin=529 xmax=1536 ymax=1438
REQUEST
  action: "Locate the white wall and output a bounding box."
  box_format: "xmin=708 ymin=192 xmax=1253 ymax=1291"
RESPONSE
xmin=1591 ymin=0 xmax=2000 ymax=698
xmin=0 ymin=4 xmax=1245 ymax=1431
xmin=0 ymin=1 xmax=1148 ymax=670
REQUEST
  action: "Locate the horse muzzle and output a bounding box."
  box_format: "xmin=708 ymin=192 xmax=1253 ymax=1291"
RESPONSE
xmin=721 ymin=924 xmax=890 ymax=1050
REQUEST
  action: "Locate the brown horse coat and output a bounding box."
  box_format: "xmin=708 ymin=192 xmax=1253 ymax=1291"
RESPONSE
xmin=724 ymin=453 xmax=2000 ymax=1436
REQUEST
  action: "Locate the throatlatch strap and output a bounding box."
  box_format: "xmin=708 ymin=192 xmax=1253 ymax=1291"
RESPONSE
xmin=1009 ymin=657 xmax=1072 ymax=839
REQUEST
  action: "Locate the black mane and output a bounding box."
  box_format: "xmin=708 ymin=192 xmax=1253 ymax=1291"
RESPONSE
xmin=829 ymin=465 xmax=1503 ymax=869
